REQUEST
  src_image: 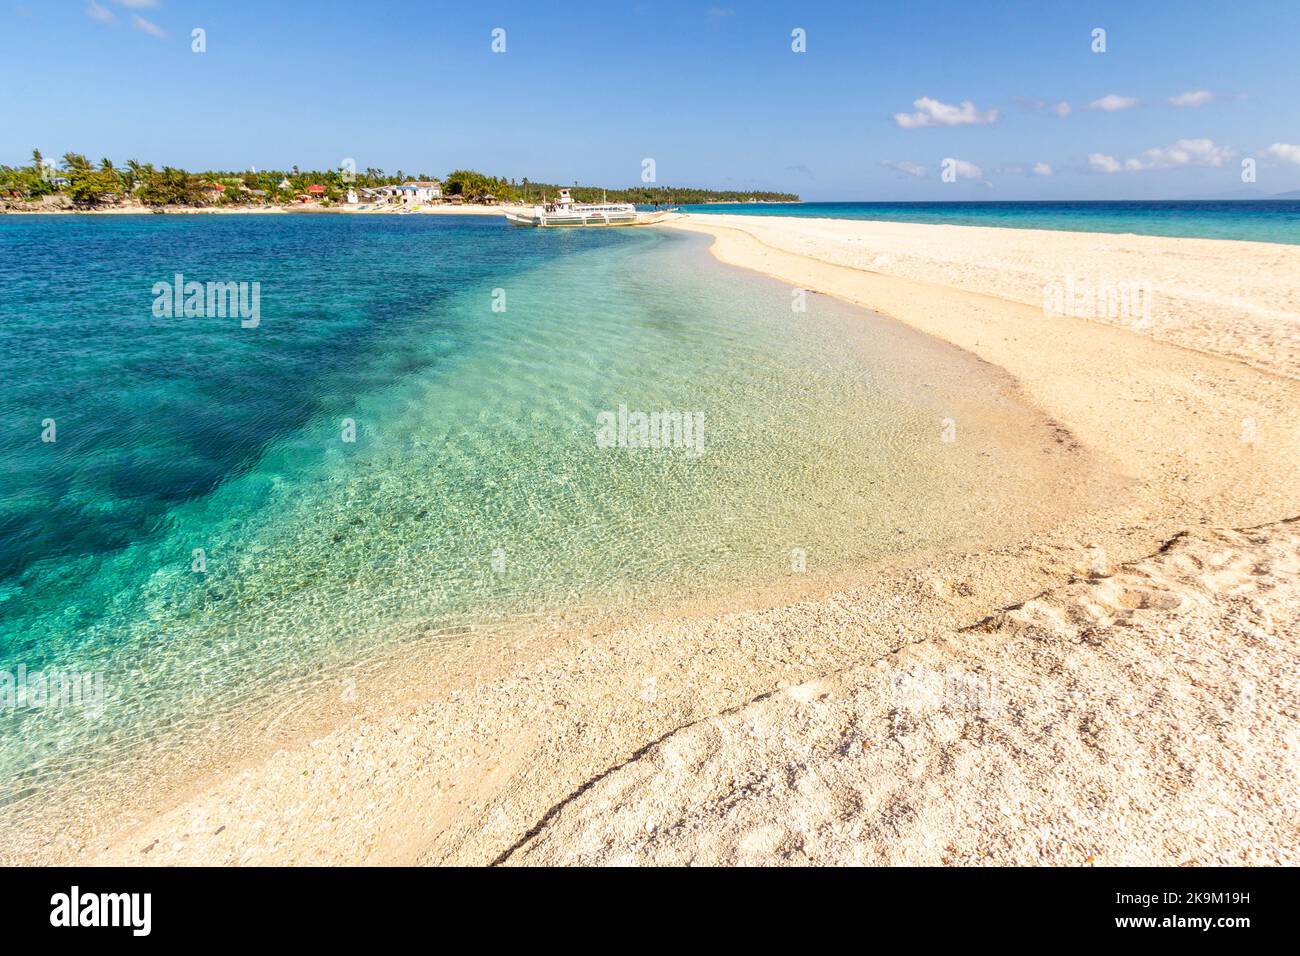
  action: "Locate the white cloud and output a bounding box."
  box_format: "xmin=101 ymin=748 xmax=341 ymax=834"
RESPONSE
xmin=943 ymin=157 xmax=983 ymax=179
xmin=879 ymin=160 xmax=928 ymax=178
xmin=1089 ymin=153 xmax=1122 ymax=173
xmin=1013 ymin=98 xmax=1070 ymax=118
xmin=1169 ymin=90 xmax=1214 ymax=107
xmin=893 ymin=97 xmax=998 ymax=128
xmin=1088 ymin=94 xmax=1138 ymax=112
xmin=115 ymin=0 xmax=160 ymax=7
xmin=994 ymin=163 xmax=1051 ymax=177
xmin=1091 ymin=139 xmax=1234 ymax=173
xmin=1132 ymin=138 xmax=1233 ymax=169
xmin=86 ymin=0 xmax=114 ymax=21
xmin=1265 ymin=143 xmax=1300 ymax=165
xmin=131 ymin=13 xmax=165 ymax=37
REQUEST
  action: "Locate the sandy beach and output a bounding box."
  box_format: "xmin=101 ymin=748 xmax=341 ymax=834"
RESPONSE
xmin=9 ymin=214 xmax=1297 ymax=867
xmin=667 ymin=214 xmax=1300 ymax=379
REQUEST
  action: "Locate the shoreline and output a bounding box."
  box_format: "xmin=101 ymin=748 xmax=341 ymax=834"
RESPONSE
xmin=0 ymin=203 xmax=508 ymax=217
xmin=6 ymin=214 xmax=1298 ymax=866
xmin=669 ymin=213 xmax=1300 ymax=380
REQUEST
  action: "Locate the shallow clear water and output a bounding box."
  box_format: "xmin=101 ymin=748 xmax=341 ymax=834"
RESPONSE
xmin=682 ymin=200 xmax=1300 ymax=244
xmin=0 ymin=214 xmax=1087 ymax=808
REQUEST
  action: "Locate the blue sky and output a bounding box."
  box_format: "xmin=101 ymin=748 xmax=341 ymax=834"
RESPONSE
xmin=3 ymin=0 xmax=1299 ymax=199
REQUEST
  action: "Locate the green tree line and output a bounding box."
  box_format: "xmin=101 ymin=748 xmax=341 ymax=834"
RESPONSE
xmin=1 ymin=150 xmax=799 ymax=207
xmin=514 ymin=181 xmax=798 ymax=205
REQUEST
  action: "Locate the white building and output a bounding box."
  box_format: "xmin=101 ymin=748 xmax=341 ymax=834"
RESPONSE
xmin=376 ymin=180 xmax=442 ymax=206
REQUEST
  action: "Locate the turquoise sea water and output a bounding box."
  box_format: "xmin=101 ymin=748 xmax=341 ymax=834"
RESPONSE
xmin=0 ymin=214 xmax=1089 ymax=812
xmin=681 ymin=200 xmax=1300 ymax=244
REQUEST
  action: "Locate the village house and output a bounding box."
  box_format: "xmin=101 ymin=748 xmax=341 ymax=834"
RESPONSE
xmin=375 ymin=180 xmax=442 ymax=206
xmin=291 ymin=184 xmax=328 ymax=204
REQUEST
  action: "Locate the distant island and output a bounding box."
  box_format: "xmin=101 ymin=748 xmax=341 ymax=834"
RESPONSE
xmin=0 ymin=150 xmax=799 ymax=212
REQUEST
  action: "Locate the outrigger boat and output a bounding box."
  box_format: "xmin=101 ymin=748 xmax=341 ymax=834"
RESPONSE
xmin=505 ymin=188 xmax=676 ymax=227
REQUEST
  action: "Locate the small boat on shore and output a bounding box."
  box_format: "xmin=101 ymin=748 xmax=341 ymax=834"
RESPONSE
xmin=505 ymin=188 xmax=675 ymax=227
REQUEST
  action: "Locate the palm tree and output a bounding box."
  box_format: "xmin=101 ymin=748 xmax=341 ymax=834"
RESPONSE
xmin=61 ymin=152 xmax=91 ymax=174
xmin=123 ymin=159 xmax=145 ymax=193
xmin=31 ymin=148 xmax=43 ymax=172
